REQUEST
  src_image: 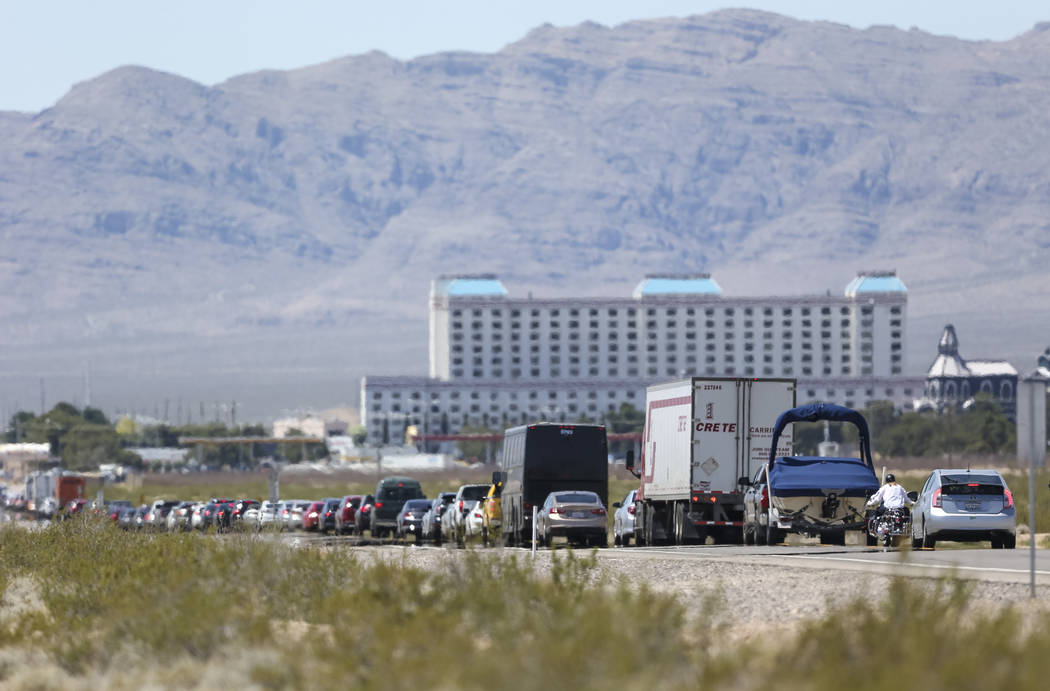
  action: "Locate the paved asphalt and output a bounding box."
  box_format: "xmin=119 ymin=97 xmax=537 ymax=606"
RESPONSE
xmin=600 ymin=543 xmax=1050 ymax=585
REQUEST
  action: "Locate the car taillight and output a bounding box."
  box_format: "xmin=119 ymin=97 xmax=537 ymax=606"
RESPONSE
xmin=524 ymin=502 xmax=533 ymax=510
xmin=458 ymin=500 xmax=464 ymax=511
xmin=474 ymin=512 xmax=482 ymax=518
xmin=760 ymin=486 xmax=769 ymax=510
xmin=375 ymin=502 xmax=383 ymax=508
xmin=1004 ymin=489 xmax=1014 ymax=509
xmin=627 ymin=505 xmax=635 ymax=515
xmin=591 ymin=508 xmax=606 ymax=516
xmin=932 ymin=488 xmax=942 ymax=508
xmin=549 ymin=507 xmax=561 ymax=515
xmin=346 ymin=501 xmax=353 ymax=507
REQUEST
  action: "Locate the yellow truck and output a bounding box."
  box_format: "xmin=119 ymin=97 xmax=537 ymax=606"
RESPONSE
xmin=481 ymin=478 xmax=502 ymax=547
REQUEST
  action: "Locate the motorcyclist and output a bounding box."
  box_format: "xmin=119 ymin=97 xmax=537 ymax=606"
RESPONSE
xmin=866 ymin=474 xmax=913 ymax=517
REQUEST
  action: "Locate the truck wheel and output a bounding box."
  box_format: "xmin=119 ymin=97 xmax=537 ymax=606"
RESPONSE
xmin=1004 ymin=534 xmax=1017 ymax=549
xmin=622 ymin=533 xmax=631 ymax=547
xmin=767 ymin=525 xmax=784 ymax=545
xmin=673 ymin=504 xmax=685 ymax=546
xmin=755 ymin=524 xmax=767 ymax=546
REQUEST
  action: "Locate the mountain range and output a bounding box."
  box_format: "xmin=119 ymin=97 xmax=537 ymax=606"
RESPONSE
xmin=2 ymin=9 xmax=1048 ymax=420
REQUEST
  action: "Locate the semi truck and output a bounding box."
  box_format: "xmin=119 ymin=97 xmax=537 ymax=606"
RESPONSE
xmin=24 ymin=469 xmax=86 ymax=519
xmin=628 ymin=377 xmax=795 ymax=545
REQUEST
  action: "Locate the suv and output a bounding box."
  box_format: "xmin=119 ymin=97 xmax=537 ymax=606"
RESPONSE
xmin=370 ymin=478 xmax=425 ymax=539
xmin=442 ymin=484 xmax=490 ymax=548
xmin=911 ymin=469 xmax=1016 ymax=549
xmin=334 ymin=495 xmax=362 ymax=535
xmin=423 ymin=492 xmax=457 ymax=544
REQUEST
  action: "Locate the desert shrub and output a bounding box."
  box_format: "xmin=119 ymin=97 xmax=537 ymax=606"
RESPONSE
xmin=2 ymin=520 xmax=1049 ymax=689
xmin=749 ymin=578 xmax=1050 ymax=691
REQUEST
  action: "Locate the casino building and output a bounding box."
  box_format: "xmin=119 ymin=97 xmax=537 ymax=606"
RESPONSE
xmin=917 ymin=324 xmax=1018 ymax=418
xmin=361 ymin=271 xmax=923 ymax=446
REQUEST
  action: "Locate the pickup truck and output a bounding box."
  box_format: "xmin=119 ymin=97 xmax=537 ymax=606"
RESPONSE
xmin=442 ymin=484 xmax=490 ymax=548
xmin=369 ymin=477 xmax=425 ymax=539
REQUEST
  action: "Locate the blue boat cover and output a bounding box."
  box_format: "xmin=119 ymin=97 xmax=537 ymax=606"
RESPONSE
xmin=767 ymin=456 xmax=879 ymax=498
xmin=767 ymin=403 xmax=873 ymax=469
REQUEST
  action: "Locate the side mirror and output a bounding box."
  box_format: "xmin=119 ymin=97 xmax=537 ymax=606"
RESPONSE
xmin=738 ymin=476 xmax=751 ymax=487
xmin=612 ymin=502 xmax=622 ymax=508
xmin=907 ymin=491 xmax=918 ymax=502
xmin=625 ymin=449 xmax=641 ymax=478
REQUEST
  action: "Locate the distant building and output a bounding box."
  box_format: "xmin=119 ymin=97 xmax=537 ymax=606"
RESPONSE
xmin=363 ymin=271 xmax=922 ymax=446
xmin=129 ymin=448 xmax=189 ymax=468
xmin=1038 ymin=347 xmax=1050 ymax=381
xmin=272 ymin=416 xmax=347 ymax=439
xmin=918 ymin=324 xmax=1017 ymax=418
xmin=0 ymin=443 xmax=52 ymax=486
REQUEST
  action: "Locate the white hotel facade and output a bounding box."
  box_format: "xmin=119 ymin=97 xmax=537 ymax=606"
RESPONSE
xmin=361 ymin=272 xmax=923 ymax=446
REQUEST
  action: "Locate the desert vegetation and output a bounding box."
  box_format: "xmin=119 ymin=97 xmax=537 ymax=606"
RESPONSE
xmin=2 ymin=519 xmax=1050 ymax=689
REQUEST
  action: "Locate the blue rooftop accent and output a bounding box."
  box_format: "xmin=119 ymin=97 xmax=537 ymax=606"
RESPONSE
xmin=633 ymin=275 xmax=722 ymax=298
xmin=433 ymin=276 xmax=508 ymax=297
xmin=844 ymin=273 xmax=907 ymax=296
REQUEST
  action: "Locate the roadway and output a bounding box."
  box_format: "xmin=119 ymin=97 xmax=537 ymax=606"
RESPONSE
xmin=284 ymin=531 xmax=1050 ymax=587
xmin=594 ymin=543 xmax=1050 ymax=586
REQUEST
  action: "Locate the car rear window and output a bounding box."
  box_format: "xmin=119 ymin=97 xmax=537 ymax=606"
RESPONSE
xmin=460 ymin=485 xmax=489 ymax=501
xmin=404 ymin=500 xmax=431 ymax=510
xmin=555 ymin=493 xmax=600 ymax=504
xmin=942 ymin=483 xmax=1004 ymax=496
xmin=378 ymin=485 xmax=424 ymax=501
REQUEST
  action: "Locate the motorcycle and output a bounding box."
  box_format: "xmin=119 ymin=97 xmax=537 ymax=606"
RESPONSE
xmin=866 ymin=507 xmax=911 ymax=550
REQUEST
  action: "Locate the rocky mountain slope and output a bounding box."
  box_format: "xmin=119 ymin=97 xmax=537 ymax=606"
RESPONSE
xmin=2 ymin=9 xmax=1048 ymax=418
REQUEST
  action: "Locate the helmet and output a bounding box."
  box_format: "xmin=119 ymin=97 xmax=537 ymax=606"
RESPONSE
xmin=886 ymin=473 xmax=896 ymax=483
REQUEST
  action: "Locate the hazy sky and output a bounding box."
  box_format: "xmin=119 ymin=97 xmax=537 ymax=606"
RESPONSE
xmin=2 ymin=1 xmax=1048 ymax=112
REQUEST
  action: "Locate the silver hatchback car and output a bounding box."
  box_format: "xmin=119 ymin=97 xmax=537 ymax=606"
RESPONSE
xmin=911 ymin=469 xmax=1016 ymax=549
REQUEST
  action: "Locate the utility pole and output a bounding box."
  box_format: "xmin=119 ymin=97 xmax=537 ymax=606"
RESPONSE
xmin=84 ymin=361 xmax=92 ymax=408
xmin=39 ymin=378 xmax=45 ymax=415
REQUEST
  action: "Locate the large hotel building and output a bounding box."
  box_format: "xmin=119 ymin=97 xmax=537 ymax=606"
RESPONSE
xmin=361 ymin=272 xmax=923 ymax=446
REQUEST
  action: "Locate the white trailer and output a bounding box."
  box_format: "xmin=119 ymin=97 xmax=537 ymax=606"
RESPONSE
xmin=629 ymin=377 xmax=795 ymax=545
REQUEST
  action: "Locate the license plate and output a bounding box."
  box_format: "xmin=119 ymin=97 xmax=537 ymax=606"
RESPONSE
xmin=572 ymin=511 xmax=587 ymax=518
xmin=965 ymin=502 xmax=981 ymax=511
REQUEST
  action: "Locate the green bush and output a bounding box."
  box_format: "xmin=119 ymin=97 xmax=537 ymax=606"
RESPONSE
xmin=2 ymin=520 xmax=1049 ymax=689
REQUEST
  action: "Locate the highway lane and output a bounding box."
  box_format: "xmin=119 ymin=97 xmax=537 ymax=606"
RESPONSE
xmin=287 ymin=530 xmax=1050 ymax=586
xmin=595 ymin=543 xmax=1050 ymax=585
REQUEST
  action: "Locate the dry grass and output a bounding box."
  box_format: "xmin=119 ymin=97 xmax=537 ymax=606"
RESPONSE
xmin=3 ymin=519 xmax=1050 ymax=689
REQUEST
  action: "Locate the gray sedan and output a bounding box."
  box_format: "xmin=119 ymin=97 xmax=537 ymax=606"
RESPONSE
xmin=911 ymin=469 xmax=1016 ymax=549
xmin=536 ymin=491 xmax=607 ymax=548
